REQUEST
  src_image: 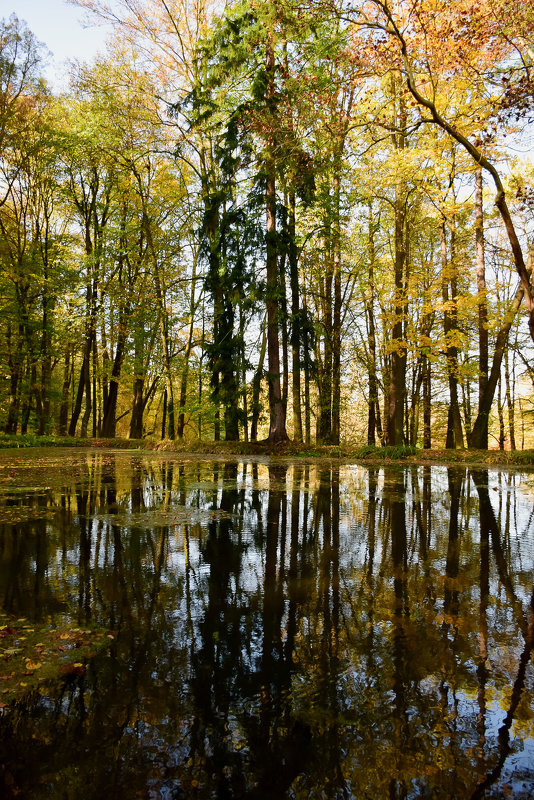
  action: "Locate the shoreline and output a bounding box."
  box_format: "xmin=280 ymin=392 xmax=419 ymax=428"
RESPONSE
xmin=0 ymin=435 xmax=533 ymax=470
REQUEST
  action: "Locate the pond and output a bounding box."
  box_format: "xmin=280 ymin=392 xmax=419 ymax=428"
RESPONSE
xmin=0 ymin=449 xmax=533 ymax=799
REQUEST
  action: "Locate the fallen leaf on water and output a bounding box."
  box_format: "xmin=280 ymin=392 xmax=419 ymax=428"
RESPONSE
xmin=59 ymin=663 xmax=86 ymax=677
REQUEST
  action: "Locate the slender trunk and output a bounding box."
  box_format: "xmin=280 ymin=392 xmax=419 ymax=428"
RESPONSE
xmin=265 ymin=38 xmax=287 ymax=442
xmin=240 ymin=303 xmax=249 ymax=442
xmin=422 ymin=351 xmax=431 ymax=448
xmin=143 ymin=211 xmax=175 ymax=440
xmin=463 ymin=376 xmax=472 ymax=441
xmin=475 ymin=169 xmax=489 ymax=449
xmin=161 ymin=387 xmax=167 ymax=441
xmin=130 ymin=376 xmax=145 ymax=439
xmin=497 ymin=375 xmax=505 ymax=450
xmin=38 ymin=276 xmax=53 ymax=435
xmin=129 ymin=322 xmax=145 ymax=439
xmin=318 ymin=259 xmax=333 ymax=444
xmin=101 ymin=305 xmax=129 ymax=438
xmin=80 ymin=339 xmax=92 ymax=439
xmin=302 ymin=297 xmax=312 ymax=445
xmin=441 ymin=220 xmax=464 ymax=449
xmin=58 ymin=343 xmax=71 ymax=436
xmin=69 ymin=285 xmax=93 ymax=437
xmin=92 ymin=331 xmax=98 ymax=437
xmin=178 ymin=262 xmax=198 ymax=440
xmin=386 ymin=76 xmax=407 ymax=446
xmin=332 ymin=172 xmax=342 ymax=446
xmin=280 ymin=247 xmax=289 ymax=413
xmin=288 ymin=193 xmax=303 ymax=441
xmin=251 ymin=320 xmax=267 ymax=441
xmin=367 ymin=204 xmax=378 ymax=445
xmin=387 ymin=187 xmax=407 ymax=445
xmin=504 ymin=347 xmax=516 ymax=450
xmin=5 ymin=323 xmax=23 ymax=434
xmin=469 ymin=281 xmax=524 ymax=448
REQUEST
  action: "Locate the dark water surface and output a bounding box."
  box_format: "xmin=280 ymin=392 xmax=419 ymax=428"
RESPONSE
xmin=0 ymin=449 xmax=533 ymax=799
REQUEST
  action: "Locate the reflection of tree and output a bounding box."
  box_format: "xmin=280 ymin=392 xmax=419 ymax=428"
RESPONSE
xmin=1 ymin=456 xmax=534 ymax=798
xmin=444 ymin=468 xmax=464 ymax=617
xmin=470 ymin=470 xmax=534 ymax=798
xmin=385 ymin=467 xmax=410 ymax=798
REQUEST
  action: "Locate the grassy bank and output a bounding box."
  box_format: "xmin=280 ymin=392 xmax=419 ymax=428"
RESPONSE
xmin=1 ymin=433 xmax=533 ymax=467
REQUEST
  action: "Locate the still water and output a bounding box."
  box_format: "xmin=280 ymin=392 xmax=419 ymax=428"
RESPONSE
xmin=0 ymin=450 xmax=533 ymax=799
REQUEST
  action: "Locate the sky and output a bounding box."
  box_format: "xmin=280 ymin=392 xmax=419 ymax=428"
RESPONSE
xmin=1 ymin=0 xmax=113 ymax=87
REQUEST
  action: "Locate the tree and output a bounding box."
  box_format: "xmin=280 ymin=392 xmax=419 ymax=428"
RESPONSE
xmin=354 ymin=0 xmax=534 ymax=344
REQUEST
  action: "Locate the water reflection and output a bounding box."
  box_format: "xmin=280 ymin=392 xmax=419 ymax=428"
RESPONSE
xmin=0 ymin=452 xmax=533 ymax=799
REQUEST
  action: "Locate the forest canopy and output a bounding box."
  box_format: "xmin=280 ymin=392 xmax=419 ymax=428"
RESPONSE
xmin=1 ymin=0 xmax=533 ymax=449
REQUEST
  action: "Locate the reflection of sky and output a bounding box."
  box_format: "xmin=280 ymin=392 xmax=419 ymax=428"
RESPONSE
xmin=3 ymin=455 xmax=534 ymax=794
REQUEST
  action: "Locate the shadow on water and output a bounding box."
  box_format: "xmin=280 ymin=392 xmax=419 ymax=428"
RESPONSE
xmin=0 ymin=451 xmax=533 ymax=799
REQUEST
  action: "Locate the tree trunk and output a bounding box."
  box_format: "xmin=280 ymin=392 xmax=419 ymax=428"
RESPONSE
xmin=265 ymin=38 xmax=288 ymax=443
xmin=317 ymin=261 xmax=333 ymax=444
xmin=80 ymin=343 xmax=92 ymax=439
xmin=129 ymin=322 xmax=145 ymax=439
xmin=367 ymin=203 xmax=379 ymax=445
xmin=504 ymin=346 xmax=516 ymax=450
xmin=386 ymin=75 xmax=407 ymax=446
xmin=178 ymin=261 xmax=199 ymax=440
xmin=475 ymin=169 xmax=489 ymax=449
xmin=288 ymin=193 xmax=303 ymax=441
xmin=130 ymin=376 xmax=145 ymax=439
xmin=386 ymin=188 xmax=407 ymax=446
xmin=5 ymin=322 xmax=23 ymax=434
xmin=251 ymin=319 xmax=267 ymax=441
xmin=422 ymin=352 xmax=431 ymax=448
xmin=497 ymin=375 xmax=505 ymax=450
xmin=101 ymin=308 xmax=129 ymax=438
xmin=161 ymin=387 xmax=167 ymax=441
xmin=279 ymin=247 xmax=289 ymax=414
xmin=137 ymin=197 xmax=177 ymax=440
xmin=468 ymin=281 xmax=524 ymax=448
xmin=441 ymin=220 xmax=464 ymax=449
xmin=332 ymin=172 xmax=342 ymax=446
xmin=37 ymin=278 xmax=53 ymax=436
xmin=69 ymin=277 xmax=95 ymax=437
xmin=58 ymin=343 xmax=71 ymax=436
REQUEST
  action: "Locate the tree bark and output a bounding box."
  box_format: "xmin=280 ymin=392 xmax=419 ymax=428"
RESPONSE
xmin=177 ymin=258 xmax=199 ymax=440
xmin=504 ymin=346 xmax=516 ymax=450
xmin=386 ymin=75 xmax=407 ymax=446
xmin=332 ymin=171 xmax=342 ymax=446
xmin=265 ymin=37 xmax=288 ymax=442
xmin=58 ymin=343 xmax=71 ymax=436
xmin=469 ymin=281 xmax=524 ymax=448
xmin=366 ymin=203 xmax=379 ymax=445
xmin=441 ymin=220 xmax=464 ymax=449
xmin=251 ymin=320 xmax=267 ymax=441
xmin=101 ymin=305 xmax=129 ymax=438
xmin=288 ymin=193 xmax=303 ymax=441
xmin=475 ymin=169 xmax=489 ymax=449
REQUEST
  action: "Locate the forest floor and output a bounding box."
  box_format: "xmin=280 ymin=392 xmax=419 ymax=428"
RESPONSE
xmin=0 ymin=433 xmax=533 ymax=468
